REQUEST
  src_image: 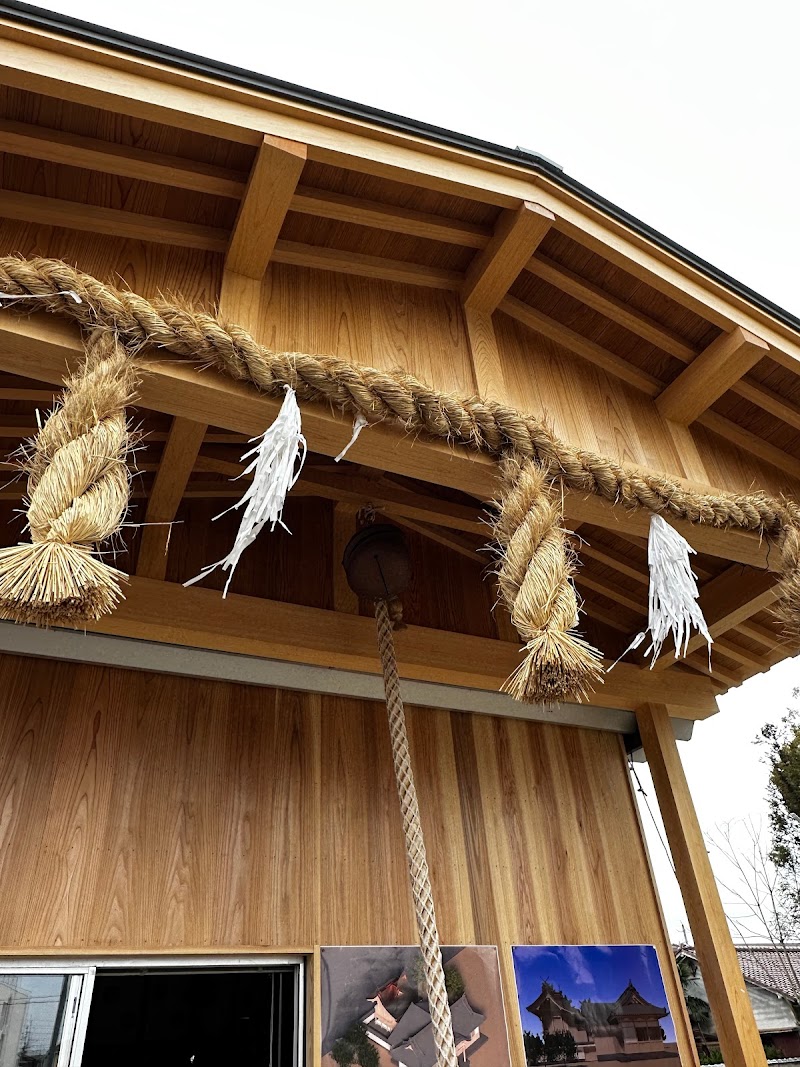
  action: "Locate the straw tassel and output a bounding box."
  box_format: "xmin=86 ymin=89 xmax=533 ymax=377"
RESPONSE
xmin=493 ymin=457 xmax=604 ymax=704
xmin=186 ymin=385 xmax=306 ymax=596
xmin=0 ymin=331 xmax=134 ymax=626
xmin=626 ymin=514 xmax=712 ymax=667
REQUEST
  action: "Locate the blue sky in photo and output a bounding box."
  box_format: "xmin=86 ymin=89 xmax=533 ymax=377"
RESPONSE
xmin=512 ymin=945 xmax=676 ymax=1043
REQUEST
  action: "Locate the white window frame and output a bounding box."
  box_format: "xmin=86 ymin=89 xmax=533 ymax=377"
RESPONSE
xmin=0 ymin=954 xmax=304 ymax=1067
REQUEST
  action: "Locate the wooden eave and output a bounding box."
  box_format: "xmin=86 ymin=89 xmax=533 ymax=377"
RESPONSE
xmin=0 ymin=13 xmax=796 ymax=719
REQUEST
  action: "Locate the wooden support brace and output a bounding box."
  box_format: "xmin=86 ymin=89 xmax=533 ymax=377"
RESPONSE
xmin=463 ymin=201 xmax=554 ymax=313
xmin=635 ymin=703 xmax=767 ymax=1067
xmin=136 ymin=416 xmax=208 ymax=580
xmin=656 ymin=327 xmax=770 ymax=425
xmin=463 ymin=307 xmax=507 ymax=398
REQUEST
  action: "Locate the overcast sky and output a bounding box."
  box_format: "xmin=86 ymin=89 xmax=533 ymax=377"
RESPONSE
xmin=43 ymin=0 xmax=800 ymax=942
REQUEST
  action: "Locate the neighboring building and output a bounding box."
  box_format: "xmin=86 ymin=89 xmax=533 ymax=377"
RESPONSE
xmin=527 ymin=979 xmax=680 ymax=1064
xmin=677 ymin=945 xmax=800 ymax=1058
xmin=362 ymin=977 xmax=485 ymax=1067
xmin=0 ymin=979 xmax=29 ymax=1067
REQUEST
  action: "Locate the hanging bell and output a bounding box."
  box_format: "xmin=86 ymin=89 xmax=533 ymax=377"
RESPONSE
xmin=342 ymin=523 xmax=411 ymax=600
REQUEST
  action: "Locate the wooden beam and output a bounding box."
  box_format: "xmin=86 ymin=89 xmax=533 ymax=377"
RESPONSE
xmin=388 ymin=514 xmax=482 ymax=562
xmin=291 ymin=186 xmax=490 ymax=248
xmin=526 ymin=253 xmax=697 ymax=363
xmin=635 ymin=703 xmax=768 ymax=1067
xmin=226 ymin=133 xmax=307 ymax=279
xmin=272 ymin=240 xmax=462 ymax=289
xmin=656 ymin=327 xmax=770 ymax=424
xmin=0 ymin=116 xmax=247 ymax=198
xmin=651 ymin=566 xmax=779 ymax=670
xmin=500 ymin=296 xmax=662 ymax=395
xmin=698 ymin=409 xmax=800 ymax=480
xmin=0 ymin=310 xmax=776 ymax=570
xmin=135 ymin=417 xmax=208 ymax=580
xmin=732 ymin=376 xmax=800 ymax=433
xmin=79 ymin=575 xmax=719 ymax=717
xmin=463 ymin=307 xmax=506 ymax=398
xmin=0 ymin=188 xmax=228 ymax=251
xmin=462 ymin=202 xmax=554 ymax=313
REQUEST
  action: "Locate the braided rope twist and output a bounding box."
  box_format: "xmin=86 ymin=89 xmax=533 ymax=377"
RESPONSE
xmin=0 ymin=330 xmax=134 ymax=624
xmin=375 ymin=598 xmax=458 ymax=1067
xmin=0 ymin=255 xmax=798 ymax=643
xmin=493 ymin=457 xmax=604 ymax=703
xmin=0 ymin=256 xmax=796 ymax=536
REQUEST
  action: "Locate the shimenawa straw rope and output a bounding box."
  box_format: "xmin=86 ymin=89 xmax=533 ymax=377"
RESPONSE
xmin=0 ymin=329 xmax=134 ymax=625
xmin=0 ymin=257 xmax=798 ymax=699
xmin=493 ymin=457 xmax=603 ymax=703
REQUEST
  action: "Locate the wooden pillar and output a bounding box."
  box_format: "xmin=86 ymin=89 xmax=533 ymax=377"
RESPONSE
xmin=635 ymin=703 xmax=766 ymax=1067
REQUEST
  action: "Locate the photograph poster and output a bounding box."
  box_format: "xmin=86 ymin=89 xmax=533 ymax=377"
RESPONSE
xmin=320 ymin=945 xmax=512 ymax=1067
xmin=511 ymin=944 xmax=680 ymax=1065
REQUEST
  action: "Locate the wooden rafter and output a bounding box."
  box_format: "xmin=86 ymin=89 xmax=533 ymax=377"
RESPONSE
xmin=0 ymin=308 xmax=776 ymax=570
xmin=462 ymin=202 xmax=554 ymax=313
xmin=195 ymin=453 xmax=484 ymax=534
xmin=526 ymin=255 xmax=800 ymax=436
xmin=656 ymin=327 xmax=770 ymax=424
xmin=272 ymin=240 xmax=461 ymax=289
xmin=226 ymin=133 xmax=307 ymax=279
xmin=388 ymin=514 xmax=482 ymax=562
xmin=501 ymin=295 xmax=662 ymax=394
xmin=291 ymin=186 xmax=490 ymax=247
xmin=0 ymin=115 xmax=248 ymax=198
xmin=526 ymin=253 xmax=697 ymax=362
xmin=0 ymin=188 xmax=228 ymax=250
xmin=136 ymin=417 xmax=208 ymax=580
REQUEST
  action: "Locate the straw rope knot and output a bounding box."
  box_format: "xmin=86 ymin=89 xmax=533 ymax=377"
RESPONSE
xmin=493 ymin=457 xmax=604 ymax=703
xmin=375 ymin=598 xmax=458 ymax=1067
xmin=0 ymin=330 xmax=134 ymax=625
xmin=0 ymin=256 xmax=799 ymax=648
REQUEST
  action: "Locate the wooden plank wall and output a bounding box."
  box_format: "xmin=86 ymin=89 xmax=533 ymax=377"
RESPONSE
xmin=0 ymin=652 xmax=692 ymax=1064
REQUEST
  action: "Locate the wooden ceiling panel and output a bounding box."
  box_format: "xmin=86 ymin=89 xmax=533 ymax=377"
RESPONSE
xmin=0 ymin=83 xmax=256 ymax=173
xmin=540 ymin=230 xmax=722 ymax=349
xmin=508 ymin=269 xmax=684 ymax=384
xmin=711 ymin=392 xmax=800 ymax=461
xmin=278 ymin=211 xmax=475 ymax=272
xmin=749 ymin=357 xmax=800 ymax=405
xmin=0 ymin=153 xmax=239 ymax=231
xmin=299 ymin=159 xmax=503 ymax=227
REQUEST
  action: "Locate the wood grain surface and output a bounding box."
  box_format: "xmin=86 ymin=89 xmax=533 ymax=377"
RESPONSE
xmin=0 ymin=654 xmax=694 ymax=1065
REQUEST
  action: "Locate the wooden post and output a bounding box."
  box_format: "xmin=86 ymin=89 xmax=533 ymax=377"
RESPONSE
xmin=635 ymin=702 xmax=767 ymax=1067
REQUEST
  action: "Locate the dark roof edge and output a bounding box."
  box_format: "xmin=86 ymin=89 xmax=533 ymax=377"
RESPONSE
xmin=2 ymin=0 xmax=798 ymax=337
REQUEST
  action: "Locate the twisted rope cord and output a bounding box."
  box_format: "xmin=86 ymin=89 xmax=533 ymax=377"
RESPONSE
xmin=0 ymin=330 xmax=134 ymax=624
xmin=0 ymin=255 xmax=798 ymax=642
xmin=375 ymin=597 xmax=458 ymax=1067
xmin=0 ymin=256 xmax=797 ymax=538
xmin=494 ymin=457 xmax=603 ymax=703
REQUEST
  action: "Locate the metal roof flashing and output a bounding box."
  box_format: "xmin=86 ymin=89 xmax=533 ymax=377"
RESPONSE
xmin=0 ymin=0 xmax=797 ymax=336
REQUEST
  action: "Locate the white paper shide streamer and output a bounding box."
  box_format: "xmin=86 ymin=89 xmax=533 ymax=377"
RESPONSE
xmin=185 ymin=386 xmax=306 ymax=596
xmin=626 ymin=514 xmax=713 ymax=668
